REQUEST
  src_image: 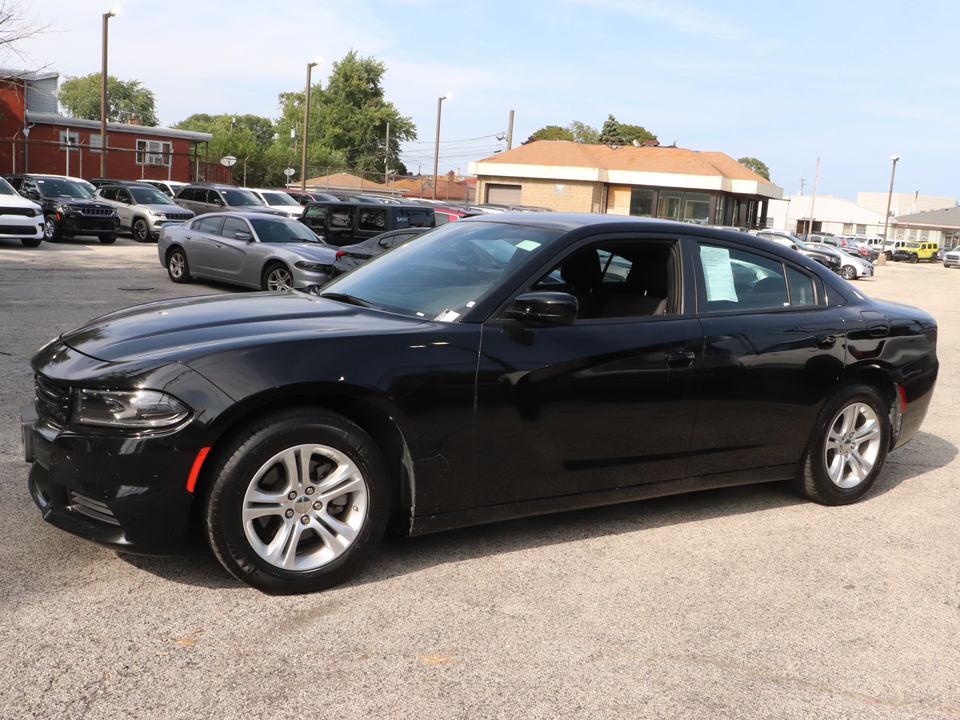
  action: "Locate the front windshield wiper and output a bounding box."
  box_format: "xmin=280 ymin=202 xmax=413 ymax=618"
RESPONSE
xmin=318 ymin=292 xmax=379 ymax=309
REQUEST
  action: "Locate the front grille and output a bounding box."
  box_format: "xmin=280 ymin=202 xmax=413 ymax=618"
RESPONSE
xmin=0 ymin=206 xmax=36 ymax=217
xmin=69 ymin=491 xmax=120 ymax=525
xmin=75 ymin=206 xmax=112 ymax=218
xmin=35 ymin=375 xmax=71 ymax=429
xmin=164 ymin=213 xmax=193 ymax=221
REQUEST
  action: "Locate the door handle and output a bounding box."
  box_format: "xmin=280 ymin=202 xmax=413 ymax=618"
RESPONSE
xmin=868 ymin=323 xmax=890 ymax=338
xmin=665 ymin=350 xmax=696 ymax=367
xmin=815 ymin=334 xmax=836 ymax=348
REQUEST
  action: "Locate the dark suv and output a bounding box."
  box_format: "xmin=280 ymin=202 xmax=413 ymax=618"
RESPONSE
xmin=299 ymin=202 xmax=435 ymax=246
xmin=5 ymin=174 xmax=121 ymax=244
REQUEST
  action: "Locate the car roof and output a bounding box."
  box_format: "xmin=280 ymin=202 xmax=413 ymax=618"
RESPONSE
xmin=193 ymin=211 xmax=300 ymax=221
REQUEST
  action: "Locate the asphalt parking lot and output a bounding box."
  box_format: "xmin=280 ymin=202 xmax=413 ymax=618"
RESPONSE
xmin=1 ymin=237 xmax=959 ymax=719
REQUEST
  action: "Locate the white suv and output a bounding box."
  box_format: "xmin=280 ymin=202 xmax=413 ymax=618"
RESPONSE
xmin=248 ymin=188 xmax=305 ymax=218
xmin=0 ymin=176 xmax=43 ymax=246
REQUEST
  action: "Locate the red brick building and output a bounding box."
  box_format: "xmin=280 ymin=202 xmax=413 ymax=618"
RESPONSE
xmin=0 ymin=69 xmax=213 ymax=182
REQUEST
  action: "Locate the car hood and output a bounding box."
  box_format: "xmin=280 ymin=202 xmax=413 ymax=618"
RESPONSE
xmin=0 ymin=194 xmax=41 ymax=211
xmin=60 ymin=291 xmax=426 ymax=364
xmin=143 ymin=203 xmax=189 ymax=215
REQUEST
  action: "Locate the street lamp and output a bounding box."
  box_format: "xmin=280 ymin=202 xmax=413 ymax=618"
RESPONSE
xmin=879 ymin=155 xmax=899 ymax=266
xmin=300 ymin=57 xmax=323 ymax=191
xmin=100 ymin=5 xmax=120 ymax=178
xmin=432 ymin=92 xmax=453 ymax=200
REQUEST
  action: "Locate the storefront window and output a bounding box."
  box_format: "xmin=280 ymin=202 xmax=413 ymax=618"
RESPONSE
xmin=683 ymin=192 xmax=710 ymax=223
xmin=629 ymin=188 xmax=654 ymax=217
xmin=657 ymin=191 xmax=683 ymax=221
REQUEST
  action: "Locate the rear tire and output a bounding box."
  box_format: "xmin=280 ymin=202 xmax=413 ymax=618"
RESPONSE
xmin=795 ymin=384 xmax=889 ymax=506
xmin=203 ymin=408 xmax=391 ymax=594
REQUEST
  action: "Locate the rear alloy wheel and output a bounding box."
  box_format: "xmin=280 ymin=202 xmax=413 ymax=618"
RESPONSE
xmin=132 ymin=218 xmax=151 ymax=242
xmin=840 ymin=265 xmax=857 ymax=280
xmin=99 ymin=234 xmax=118 ymax=244
xmin=795 ymin=384 xmax=889 ymax=505
xmin=203 ymin=408 xmax=391 ymax=594
xmin=43 ymin=215 xmax=62 ymax=242
xmin=263 ymin=264 xmax=293 ymax=291
xmin=167 ymin=248 xmax=192 ymax=283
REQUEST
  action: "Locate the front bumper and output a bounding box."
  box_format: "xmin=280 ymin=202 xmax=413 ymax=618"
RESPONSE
xmin=0 ymin=215 xmax=44 ymax=239
xmin=61 ymin=214 xmax=120 ymax=237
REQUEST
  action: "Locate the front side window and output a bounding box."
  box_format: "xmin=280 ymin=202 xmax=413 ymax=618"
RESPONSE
xmin=304 ymin=205 xmax=328 ymax=221
xmin=699 ymin=244 xmax=819 ymax=312
xmin=250 ymin=217 xmax=319 ymax=244
xmin=220 ymin=216 xmax=250 ymax=239
xmin=221 ymin=189 xmax=263 ymax=207
xmin=528 ymin=240 xmax=676 ymax=320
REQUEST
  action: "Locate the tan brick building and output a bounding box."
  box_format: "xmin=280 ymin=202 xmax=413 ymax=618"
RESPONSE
xmin=469 ymin=141 xmax=782 ymax=228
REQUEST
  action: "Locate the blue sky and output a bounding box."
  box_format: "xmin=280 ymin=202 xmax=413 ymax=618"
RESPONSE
xmin=13 ymin=0 xmax=960 ymax=201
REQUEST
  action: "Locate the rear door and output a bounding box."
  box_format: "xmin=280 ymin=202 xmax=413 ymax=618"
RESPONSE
xmin=686 ymin=240 xmax=847 ymax=478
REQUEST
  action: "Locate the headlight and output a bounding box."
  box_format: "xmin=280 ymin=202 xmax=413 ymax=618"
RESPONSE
xmin=74 ymin=389 xmax=191 ymax=429
xmin=294 ymin=261 xmax=329 ymax=272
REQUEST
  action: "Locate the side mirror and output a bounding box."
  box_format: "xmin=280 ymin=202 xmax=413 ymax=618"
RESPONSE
xmin=212 ymin=197 xmax=224 ymax=206
xmin=22 ymin=189 xmax=39 ymax=199
xmin=234 ymin=231 xmax=253 ymax=242
xmin=506 ymin=292 xmax=578 ymax=326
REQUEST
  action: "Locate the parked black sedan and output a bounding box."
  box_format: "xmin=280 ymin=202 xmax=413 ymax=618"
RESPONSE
xmin=22 ymin=215 xmax=938 ymax=594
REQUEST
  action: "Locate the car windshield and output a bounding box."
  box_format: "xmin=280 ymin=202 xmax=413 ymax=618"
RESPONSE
xmin=321 ymin=221 xmax=561 ymax=319
xmin=906 ymin=242 xmax=922 ymax=249
xmin=0 ymin=178 xmax=16 ymax=195
xmin=130 ymin=187 xmax=175 ymax=205
xmin=249 ymin=217 xmax=320 ymax=243
xmin=222 ymin=189 xmax=264 ymax=206
xmin=259 ymin=191 xmax=300 ymax=207
xmin=37 ymin=178 xmax=94 ymax=199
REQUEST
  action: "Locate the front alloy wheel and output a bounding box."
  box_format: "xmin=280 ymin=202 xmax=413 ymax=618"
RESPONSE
xmin=132 ymin=218 xmax=150 ymax=242
xmin=204 ymin=408 xmax=391 ymax=594
xmin=263 ymin=264 xmax=293 ymax=291
xmin=43 ymin=216 xmax=62 ymax=242
xmin=840 ymin=265 xmax=857 ymax=280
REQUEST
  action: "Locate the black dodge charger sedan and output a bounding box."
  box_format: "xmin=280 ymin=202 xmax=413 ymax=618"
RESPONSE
xmin=22 ymin=214 xmax=939 ymax=594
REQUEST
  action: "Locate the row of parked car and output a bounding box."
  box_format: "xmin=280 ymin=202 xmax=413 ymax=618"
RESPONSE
xmin=0 ymin=172 xmax=544 ymax=249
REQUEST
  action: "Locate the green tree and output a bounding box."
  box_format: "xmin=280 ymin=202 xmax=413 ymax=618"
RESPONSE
xmin=523 ymin=125 xmax=575 ymax=144
xmin=620 ymin=122 xmax=657 ymax=146
xmin=599 ymin=115 xmax=626 ymax=145
xmin=173 ymin=113 xmax=278 ymax=186
xmin=738 ymin=157 xmax=770 ymax=180
xmin=567 ymin=120 xmax=599 ymax=144
xmin=273 ymin=50 xmax=416 ymax=180
xmin=58 ymin=73 xmax=159 ymax=126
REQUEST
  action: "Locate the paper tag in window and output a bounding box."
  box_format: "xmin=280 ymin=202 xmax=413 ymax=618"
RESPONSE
xmin=516 ymin=240 xmax=541 ymax=252
xmin=434 ymin=310 xmax=460 ymax=322
xmin=700 ymin=246 xmax=738 ymax=302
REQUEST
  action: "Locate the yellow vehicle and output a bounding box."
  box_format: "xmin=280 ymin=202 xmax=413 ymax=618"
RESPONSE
xmin=893 ymin=241 xmax=938 ymax=263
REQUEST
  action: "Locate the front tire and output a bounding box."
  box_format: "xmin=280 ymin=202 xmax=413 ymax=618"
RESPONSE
xmin=840 ymin=265 xmax=857 ymax=280
xmin=132 ymin=218 xmax=151 ymax=242
xmin=795 ymin=384 xmax=889 ymax=506
xmin=99 ymin=233 xmax=117 ymax=244
xmin=203 ymin=408 xmax=391 ymax=594
xmin=43 ymin=215 xmax=62 ymax=242
xmin=262 ymin=263 xmax=293 ymax=291
xmin=21 ymin=236 xmax=42 ymax=247
xmin=167 ymin=247 xmax=192 ymax=283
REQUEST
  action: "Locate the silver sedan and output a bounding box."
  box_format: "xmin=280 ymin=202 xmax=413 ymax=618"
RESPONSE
xmin=158 ymin=212 xmax=337 ymax=291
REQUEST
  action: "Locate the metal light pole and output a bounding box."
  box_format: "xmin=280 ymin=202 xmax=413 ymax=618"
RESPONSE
xmin=300 ymin=57 xmax=322 ymax=192
xmin=100 ymin=6 xmax=120 ymax=179
xmin=432 ymin=92 xmax=452 ymax=200
xmin=879 ymin=155 xmax=899 ymax=266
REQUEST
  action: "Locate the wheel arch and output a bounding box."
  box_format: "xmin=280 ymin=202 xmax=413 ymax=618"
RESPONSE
xmin=190 ymin=386 xmax=414 ymax=535
xmin=837 ymin=363 xmax=901 ymax=444
xmin=164 ymin=243 xmax=186 ymax=264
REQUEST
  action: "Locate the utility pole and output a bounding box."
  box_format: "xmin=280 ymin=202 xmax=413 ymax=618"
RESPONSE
xmin=799 ymin=178 xmax=806 ymax=195
xmin=384 ymin=121 xmax=390 ymax=186
xmin=807 ymin=159 xmax=820 ymax=237
xmin=507 ymin=110 xmax=514 ymax=151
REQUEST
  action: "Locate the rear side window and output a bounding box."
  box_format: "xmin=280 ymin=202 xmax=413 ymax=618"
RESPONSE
xmin=699 ymin=244 xmax=820 ymax=312
xmin=329 ymin=206 xmax=356 ymax=230
xmin=398 ymin=208 xmax=435 ymax=228
xmin=358 ymin=208 xmax=386 ymax=232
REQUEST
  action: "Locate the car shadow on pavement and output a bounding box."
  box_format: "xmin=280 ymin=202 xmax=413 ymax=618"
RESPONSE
xmin=114 ymin=430 xmax=956 ymax=593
